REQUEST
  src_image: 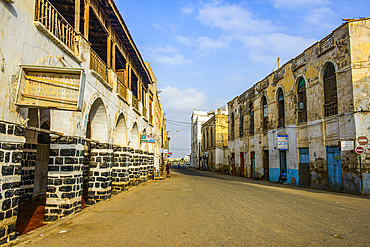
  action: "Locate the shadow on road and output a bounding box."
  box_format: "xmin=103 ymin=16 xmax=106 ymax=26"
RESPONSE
xmin=170 ymin=167 xmax=369 ymax=200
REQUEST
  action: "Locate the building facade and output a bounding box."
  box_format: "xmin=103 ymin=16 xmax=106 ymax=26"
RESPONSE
xmin=201 ymin=113 xmax=228 ymax=171
xmin=0 ymin=0 xmax=166 ymax=244
xmin=228 ymin=18 xmax=370 ymax=194
xmin=191 ymin=110 xmax=211 ymax=168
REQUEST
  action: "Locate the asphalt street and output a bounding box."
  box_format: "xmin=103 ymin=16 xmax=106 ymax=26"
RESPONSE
xmin=12 ymin=167 xmax=370 ymax=247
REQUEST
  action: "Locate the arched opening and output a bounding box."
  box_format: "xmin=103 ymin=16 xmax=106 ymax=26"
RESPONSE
xmin=262 ymin=96 xmax=268 ymax=131
xmin=82 ymin=98 xmax=108 ymax=206
xmin=130 ymin=123 xmax=139 ymax=149
xmin=249 ymin=103 xmax=254 ymax=134
xmin=297 ymin=77 xmax=307 ymax=123
xmin=113 ymin=114 xmax=127 ymax=147
xmin=277 ymin=88 xmax=285 ymax=128
xmin=89 ymin=98 xmax=108 ymax=143
xmin=323 ymin=62 xmax=338 ymax=117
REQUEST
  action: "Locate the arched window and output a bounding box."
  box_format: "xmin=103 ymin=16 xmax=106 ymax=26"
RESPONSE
xmin=297 ymin=78 xmax=307 ymax=123
xmin=323 ymin=63 xmax=338 ymax=116
xmin=262 ymin=96 xmax=268 ymax=131
xmin=206 ymin=129 xmax=209 ymax=148
xmin=231 ymin=112 xmax=235 ymax=139
xmin=203 ymin=132 xmax=205 ymax=149
xmin=239 ymin=107 xmax=244 ymax=137
xmin=277 ymin=88 xmax=285 ymax=128
xmin=249 ymin=103 xmax=254 ymax=134
xmin=210 ymin=128 xmax=213 ymax=147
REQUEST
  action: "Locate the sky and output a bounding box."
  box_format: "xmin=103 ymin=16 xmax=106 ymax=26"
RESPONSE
xmin=115 ymin=0 xmax=370 ymax=158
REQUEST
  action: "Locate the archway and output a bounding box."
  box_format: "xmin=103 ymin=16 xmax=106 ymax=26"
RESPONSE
xmin=113 ymin=114 xmax=127 ymax=147
xmin=130 ymin=123 xmax=139 ymax=149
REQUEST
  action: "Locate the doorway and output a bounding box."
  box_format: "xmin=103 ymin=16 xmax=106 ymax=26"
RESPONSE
xmin=299 ymin=148 xmax=310 ymax=187
xmin=262 ymin=150 xmax=269 ymax=180
xmin=250 ymin=152 xmax=255 ymax=179
xmin=279 ymin=150 xmax=287 ymax=175
xmin=82 ymin=120 xmax=91 ymax=207
xmin=231 ymin=153 xmax=235 ymax=175
xmin=240 ymin=152 xmax=244 ymax=177
xmin=326 ymin=146 xmax=342 ymax=191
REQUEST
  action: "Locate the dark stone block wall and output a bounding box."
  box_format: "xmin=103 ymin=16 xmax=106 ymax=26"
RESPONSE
xmin=111 ymin=146 xmax=130 ymax=194
xmin=45 ymin=136 xmax=84 ymax=222
xmin=0 ymin=123 xmax=25 ymax=244
xmin=20 ymin=144 xmax=37 ymax=200
xmin=87 ymin=143 xmax=112 ymax=205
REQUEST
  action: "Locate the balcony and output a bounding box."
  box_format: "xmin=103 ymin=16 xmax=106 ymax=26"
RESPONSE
xmin=132 ymin=95 xmax=139 ymax=112
xmin=90 ymin=49 xmax=109 ymax=87
xmin=142 ymin=106 xmax=147 ymax=119
xmin=35 ymin=0 xmax=80 ymax=61
xmin=116 ymin=70 xmax=128 ymax=101
xmin=319 ymin=34 xmax=335 ymax=55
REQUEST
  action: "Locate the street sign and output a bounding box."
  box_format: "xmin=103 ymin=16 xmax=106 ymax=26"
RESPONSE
xmin=340 ymin=141 xmax=354 ymax=151
xmin=358 ymin=136 xmax=368 ymax=146
xmin=355 ymin=146 xmax=365 ymax=155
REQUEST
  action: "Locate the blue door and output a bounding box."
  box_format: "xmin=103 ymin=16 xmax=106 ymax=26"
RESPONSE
xmin=279 ymin=151 xmax=287 ymax=174
xmin=326 ymin=146 xmax=342 ymax=191
xmin=299 ymin=148 xmax=310 ymax=186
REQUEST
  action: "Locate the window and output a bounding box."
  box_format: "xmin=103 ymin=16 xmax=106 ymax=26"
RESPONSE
xmin=131 ymin=69 xmax=138 ymax=98
xmin=323 ymin=63 xmax=338 ymax=117
xmin=231 ymin=112 xmax=235 ymax=139
xmin=206 ymin=129 xmax=209 ymax=148
xmin=297 ymin=77 xmax=307 ymax=123
xmin=262 ymin=96 xmax=268 ymax=131
xmin=249 ymin=103 xmax=254 ymax=134
xmin=277 ymin=88 xmax=285 ymax=128
xmin=211 ymin=128 xmax=213 ymax=147
xmin=239 ymin=107 xmax=244 ymax=137
xmin=203 ymin=132 xmax=205 ymax=149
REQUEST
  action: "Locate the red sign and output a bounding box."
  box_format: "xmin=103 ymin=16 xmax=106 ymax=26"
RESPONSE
xmin=355 ymin=146 xmax=365 ymax=155
xmin=358 ymin=136 xmax=368 ymax=145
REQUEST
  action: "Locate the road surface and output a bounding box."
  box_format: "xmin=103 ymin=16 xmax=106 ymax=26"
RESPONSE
xmin=13 ymin=167 xmax=370 ymax=246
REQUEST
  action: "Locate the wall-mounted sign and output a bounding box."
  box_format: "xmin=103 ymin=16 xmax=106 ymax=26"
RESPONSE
xmin=15 ymin=65 xmax=85 ymax=111
xmin=358 ymin=136 xmax=368 ymax=146
xmin=340 ymin=141 xmax=354 ymax=151
xmin=161 ymin=149 xmax=168 ymax=154
xmin=278 ymin=135 xmax=288 ymax=150
xmin=141 ymin=134 xmax=155 ymax=143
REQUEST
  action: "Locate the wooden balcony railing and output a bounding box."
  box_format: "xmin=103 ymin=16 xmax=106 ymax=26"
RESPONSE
xmin=35 ymin=0 xmax=77 ymax=53
xmin=142 ymin=106 xmax=147 ymax=119
xmin=116 ymin=70 xmax=127 ymax=101
xmin=117 ymin=77 xmax=127 ymax=101
xmin=90 ymin=48 xmax=108 ymax=82
xmin=132 ymin=95 xmax=139 ymax=111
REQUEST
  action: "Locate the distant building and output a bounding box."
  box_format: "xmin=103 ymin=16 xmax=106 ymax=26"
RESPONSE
xmin=191 ymin=107 xmax=227 ymax=169
xmin=227 ymin=18 xmax=370 ymax=195
xmin=201 ymin=112 xmax=228 ymax=171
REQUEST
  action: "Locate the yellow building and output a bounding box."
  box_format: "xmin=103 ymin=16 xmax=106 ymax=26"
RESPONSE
xmin=201 ymin=112 xmax=228 ymax=171
xmin=228 ymin=18 xmax=370 ymax=195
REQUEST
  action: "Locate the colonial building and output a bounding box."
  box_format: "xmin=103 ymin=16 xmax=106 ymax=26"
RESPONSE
xmin=201 ymin=112 xmax=228 ymax=171
xmin=191 ymin=107 xmax=227 ymax=169
xmin=228 ymin=18 xmax=370 ymax=194
xmin=0 ymin=0 xmax=167 ymax=244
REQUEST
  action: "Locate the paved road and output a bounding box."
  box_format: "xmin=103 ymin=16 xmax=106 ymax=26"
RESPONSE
xmin=13 ymin=168 xmax=370 ymax=246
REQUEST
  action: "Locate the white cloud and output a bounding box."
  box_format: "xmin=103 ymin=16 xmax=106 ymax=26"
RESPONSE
xmin=303 ymin=7 xmax=337 ymax=31
xmin=160 ymin=86 xmax=207 ymax=113
xmin=174 ymin=35 xmax=192 ymax=46
xmin=196 ymin=36 xmax=229 ymax=50
xmin=181 ymin=7 xmax=194 ymax=15
xmin=197 ymin=2 xmax=275 ymax=34
xmin=212 ymin=98 xmax=228 ymax=109
xmin=143 ymin=45 xmax=191 ymax=65
xmin=270 ymin=0 xmax=331 ymax=10
xmin=241 ymin=33 xmax=317 ymax=64
xmin=155 ymin=54 xmax=191 ymax=65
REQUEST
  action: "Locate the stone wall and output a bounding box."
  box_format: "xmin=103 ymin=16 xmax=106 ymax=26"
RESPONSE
xmin=45 ymin=136 xmax=84 ymax=221
xmin=0 ymin=123 xmax=24 ymax=244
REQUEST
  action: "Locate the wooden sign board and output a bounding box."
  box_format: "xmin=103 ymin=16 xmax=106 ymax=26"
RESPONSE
xmin=15 ymin=65 xmax=85 ymax=111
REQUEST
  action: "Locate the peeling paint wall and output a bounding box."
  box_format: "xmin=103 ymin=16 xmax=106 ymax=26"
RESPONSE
xmin=227 ymin=18 xmax=370 ymax=194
